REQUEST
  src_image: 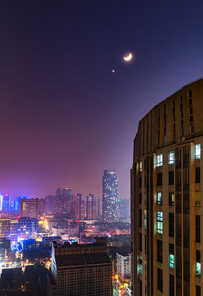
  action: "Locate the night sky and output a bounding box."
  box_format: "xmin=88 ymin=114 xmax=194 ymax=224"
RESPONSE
xmin=1 ymin=1 xmax=203 ymax=200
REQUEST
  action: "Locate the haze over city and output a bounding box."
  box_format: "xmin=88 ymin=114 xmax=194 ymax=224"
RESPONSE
xmin=0 ymin=1 xmax=203 ymax=200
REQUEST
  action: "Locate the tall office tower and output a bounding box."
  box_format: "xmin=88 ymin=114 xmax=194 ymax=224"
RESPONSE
xmin=53 ymin=188 xmax=63 ymax=216
xmin=131 ymin=78 xmax=203 ymax=296
xmin=51 ymin=238 xmax=112 ymax=296
xmin=102 ymin=170 xmax=119 ymax=221
xmin=14 ymin=196 xmax=29 ymax=211
xmin=2 ymin=193 xmax=10 ymax=211
xmin=118 ymin=198 xmax=130 ymax=219
xmin=0 ymin=194 xmax=3 ymax=211
xmin=45 ymin=195 xmax=54 ymax=213
xmin=86 ymin=193 xmax=97 ymax=220
xmin=20 ymin=198 xmax=39 ymax=218
xmin=97 ymin=197 xmax=102 ymax=219
xmin=63 ymin=188 xmax=74 ymax=217
xmin=75 ymin=193 xmax=85 ymax=220
xmin=38 ymin=198 xmax=46 ymax=216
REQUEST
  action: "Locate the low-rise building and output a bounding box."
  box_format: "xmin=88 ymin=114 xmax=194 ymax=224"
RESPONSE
xmin=51 ymin=237 xmax=112 ymax=296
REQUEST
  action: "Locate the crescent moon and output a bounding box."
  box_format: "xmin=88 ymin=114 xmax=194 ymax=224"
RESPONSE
xmin=124 ymin=53 xmax=132 ymax=61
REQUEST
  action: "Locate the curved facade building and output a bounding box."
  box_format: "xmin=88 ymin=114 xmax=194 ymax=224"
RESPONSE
xmin=131 ymin=78 xmax=203 ymax=296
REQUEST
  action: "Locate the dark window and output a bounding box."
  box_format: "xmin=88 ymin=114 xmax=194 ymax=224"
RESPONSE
xmin=139 ymin=232 xmax=142 ymax=251
xmin=169 ymin=192 xmax=174 ymax=206
xmin=157 ymin=173 xmax=162 ymax=186
xmin=190 ymin=115 xmax=194 ymax=125
xmin=169 ymin=171 xmax=174 ymax=185
xmin=145 ymin=235 xmax=146 ymax=255
xmin=169 ymin=213 xmax=174 ymax=237
xmin=191 ymin=125 xmax=194 ymax=134
xmin=196 ymin=215 xmax=200 ymax=243
xmin=189 ymin=90 xmax=192 ymax=98
xmin=139 ymin=177 xmax=142 ymax=188
xmin=169 ymin=274 xmax=174 ymax=296
xmin=157 ymin=240 xmax=163 ymax=263
xmin=157 ymin=268 xmax=163 ymax=292
xmin=139 ymin=193 xmax=142 ymax=204
xmin=196 ymin=285 xmax=201 ymax=296
xmin=196 ymin=167 xmax=200 ymax=183
xmin=139 ymin=279 xmax=142 ymax=296
xmin=139 ymin=209 xmax=142 ymax=228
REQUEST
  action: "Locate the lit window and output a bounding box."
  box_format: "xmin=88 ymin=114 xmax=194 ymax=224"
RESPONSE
xmin=196 ymin=250 xmax=201 ymax=278
xmin=157 ymin=192 xmax=162 ymax=205
xmin=168 ymin=151 xmax=174 ymax=164
xmin=169 ymin=254 xmax=174 ymax=268
xmin=169 ymin=244 xmax=174 ymax=268
xmin=169 ymin=192 xmax=174 ymax=206
xmin=196 ymin=263 xmax=201 ymax=278
xmin=195 ymin=192 xmax=200 ymax=207
xmin=157 ymin=154 xmax=163 ymax=167
xmin=196 ymin=144 xmax=201 ymax=159
xmin=138 ymin=256 xmax=142 ymax=275
xmin=140 ymin=161 xmax=142 ymax=172
xmin=144 ymin=210 xmax=147 ymax=229
xmin=157 ymin=212 xmax=163 ymax=234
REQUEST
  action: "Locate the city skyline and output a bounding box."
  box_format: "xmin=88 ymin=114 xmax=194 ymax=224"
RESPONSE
xmin=0 ymin=1 xmax=203 ymax=200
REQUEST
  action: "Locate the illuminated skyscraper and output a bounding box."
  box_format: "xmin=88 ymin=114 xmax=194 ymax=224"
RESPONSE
xmin=75 ymin=193 xmax=85 ymax=220
xmin=102 ymin=170 xmax=118 ymax=221
xmin=2 ymin=193 xmax=10 ymax=211
xmin=131 ymin=78 xmax=203 ymax=296
xmin=0 ymin=194 xmax=3 ymax=211
xmin=86 ymin=193 xmax=97 ymax=220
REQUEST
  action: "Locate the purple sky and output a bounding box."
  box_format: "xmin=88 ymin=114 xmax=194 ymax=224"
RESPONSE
xmin=0 ymin=1 xmax=203 ymax=201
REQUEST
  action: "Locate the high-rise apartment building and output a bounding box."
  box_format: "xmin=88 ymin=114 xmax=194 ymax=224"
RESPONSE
xmin=20 ymin=198 xmax=39 ymax=218
xmin=75 ymin=193 xmax=85 ymax=220
xmin=2 ymin=193 xmax=10 ymax=211
xmin=86 ymin=193 xmax=97 ymax=220
xmin=45 ymin=195 xmax=54 ymax=213
xmin=131 ymin=78 xmax=203 ymax=296
xmin=118 ymin=198 xmax=130 ymax=219
xmin=102 ymin=170 xmax=119 ymax=221
xmin=53 ymin=188 xmax=74 ymax=218
xmin=51 ymin=238 xmax=112 ymax=296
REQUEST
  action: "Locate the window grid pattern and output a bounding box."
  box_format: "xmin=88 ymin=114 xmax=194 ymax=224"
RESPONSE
xmin=188 ymin=90 xmax=194 ymax=135
xmin=180 ymin=94 xmax=184 ymax=137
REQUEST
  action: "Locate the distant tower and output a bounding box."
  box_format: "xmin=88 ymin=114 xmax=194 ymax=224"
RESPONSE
xmin=2 ymin=193 xmax=10 ymax=211
xmin=75 ymin=194 xmax=85 ymax=220
xmin=86 ymin=193 xmax=97 ymax=220
xmin=20 ymin=199 xmax=39 ymax=218
xmin=102 ymin=170 xmax=118 ymax=221
xmin=14 ymin=196 xmax=29 ymax=211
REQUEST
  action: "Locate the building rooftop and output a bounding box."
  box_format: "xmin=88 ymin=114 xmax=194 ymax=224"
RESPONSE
xmin=56 ymin=252 xmax=111 ymax=267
